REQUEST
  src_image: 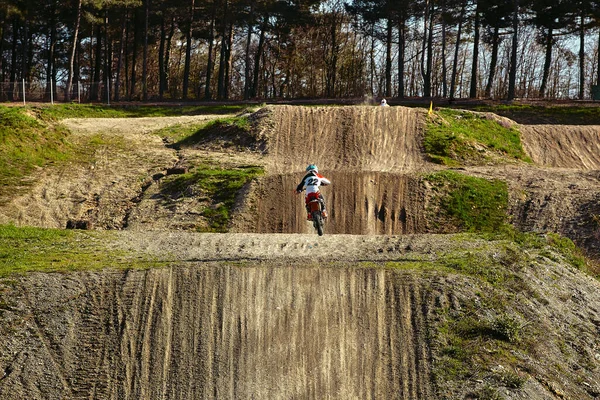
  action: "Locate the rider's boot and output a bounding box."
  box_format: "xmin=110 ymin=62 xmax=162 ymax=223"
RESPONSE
xmin=320 ymin=199 xmax=328 ymax=219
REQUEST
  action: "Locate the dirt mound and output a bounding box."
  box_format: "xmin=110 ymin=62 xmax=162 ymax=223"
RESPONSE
xmin=261 ymin=105 xmax=427 ymax=173
xmin=520 ymin=125 xmax=600 ymax=169
xmin=0 ymin=115 xmax=230 ymax=230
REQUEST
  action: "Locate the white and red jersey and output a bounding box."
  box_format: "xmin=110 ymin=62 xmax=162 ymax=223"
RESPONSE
xmin=296 ymin=172 xmax=331 ymax=195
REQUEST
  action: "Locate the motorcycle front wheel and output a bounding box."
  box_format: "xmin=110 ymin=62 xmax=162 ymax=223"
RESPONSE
xmin=312 ymin=211 xmax=324 ymax=236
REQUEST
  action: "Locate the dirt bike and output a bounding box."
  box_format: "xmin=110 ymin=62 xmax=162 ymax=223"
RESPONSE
xmin=303 ymin=192 xmax=326 ymax=236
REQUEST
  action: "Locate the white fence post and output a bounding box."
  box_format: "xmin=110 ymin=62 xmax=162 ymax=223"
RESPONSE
xmin=78 ymin=81 xmax=81 ymax=103
xmin=50 ymin=79 xmax=54 ymax=105
xmin=22 ymin=79 xmax=25 ymax=106
xmin=107 ymin=78 xmax=110 ymax=105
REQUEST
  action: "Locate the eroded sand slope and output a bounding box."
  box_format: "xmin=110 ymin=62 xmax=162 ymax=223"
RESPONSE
xmin=520 ymin=125 xmax=600 ymax=169
xmin=1 ymin=265 xmax=434 ymax=400
xmin=264 ymin=105 xmax=425 ymax=173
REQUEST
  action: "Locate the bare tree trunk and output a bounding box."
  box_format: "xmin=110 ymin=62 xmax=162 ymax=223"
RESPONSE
xmin=114 ymin=10 xmax=127 ymax=102
xmin=158 ymin=15 xmax=166 ymax=100
xmin=579 ymin=16 xmax=585 ymax=99
xmin=204 ymin=0 xmax=219 ymax=100
xmin=424 ymin=2 xmax=434 ymax=97
xmin=66 ymin=0 xmax=82 ymax=101
xmin=142 ymin=0 xmax=149 ymax=101
xmin=91 ymin=24 xmax=102 ymax=101
xmin=251 ymin=15 xmax=267 ymax=98
xmin=130 ymin=15 xmax=138 ymax=100
xmin=450 ymin=0 xmax=466 ymax=100
xmin=164 ymin=17 xmax=174 ymax=94
xmin=243 ymin=2 xmax=254 ymax=100
xmin=182 ymin=0 xmax=195 ymax=99
xmin=224 ymin=22 xmax=233 ymax=99
xmin=0 ymin=18 xmax=4 ymax=83
xmin=325 ymin=11 xmax=339 ymax=98
xmin=103 ymin=11 xmax=111 ymax=102
xmin=507 ymin=0 xmax=519 ymax=100
xmin=23 ymin=12 xmax=30 ymax=84
xmin=46 ymin=0 xmax=56 ymax=101
xmin=597 ymin=29 xmax=600 ymax=85
xmin=9 ymin=17 xmax=17 ymax=101
xmin=398 ymin=19 xmax=405 ymax=98
xmin=370 ymin=26 xmax=375 ymax=94
xmin=485 ymin=26 xmax=500 ymax=98
xmin=217 ymin=0 xmax=229 ymax=100
xmin=441 ymin=10 xmax=447 ymax=98
xmin=385 ymin=18 xmax=392 ymax=97
xmin=420 ymin=0 xmax=428 ymax=93
xmin=469 ymin=1 xmax=480 ymax=98
xmin=539 ymin=28 xmax=553 ymax=98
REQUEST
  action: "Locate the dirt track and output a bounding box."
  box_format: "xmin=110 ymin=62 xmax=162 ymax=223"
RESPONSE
xmin=2 ymin=106 xmax=600 ymax=399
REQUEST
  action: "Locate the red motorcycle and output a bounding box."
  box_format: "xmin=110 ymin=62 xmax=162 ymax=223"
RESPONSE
xmin=305 ymin=192 xmax=326 ymax=236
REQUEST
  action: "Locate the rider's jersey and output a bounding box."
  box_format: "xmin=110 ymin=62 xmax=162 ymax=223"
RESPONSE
xmin=296 ymin=172 xmax=331 ymax=195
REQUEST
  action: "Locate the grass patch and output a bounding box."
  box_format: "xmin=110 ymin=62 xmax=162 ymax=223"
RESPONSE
xmin=33 ymin=103 xmax=254 ymax=119
xmin=424 ymin=170 xmax=509 ymax=232
xmin=162 ymin=164 xmax=264 ymax=232
xmin=0 ymin=106 xmax=73 ymax=197
xmin=0 ymin=225 xmax=162 ymax=277
xmin=425 ymin=108 xmax=531 ymax=165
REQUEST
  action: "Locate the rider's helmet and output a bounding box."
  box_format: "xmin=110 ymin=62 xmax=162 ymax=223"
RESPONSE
xmin=380 ymin=99 xmax=387 ymax=105
xmin=306 ymin=164 xmax=318 ymax=173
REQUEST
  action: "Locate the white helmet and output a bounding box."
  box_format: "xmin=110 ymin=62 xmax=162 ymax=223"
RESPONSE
xmin=381 ymin=99 xmax=387 ymax=105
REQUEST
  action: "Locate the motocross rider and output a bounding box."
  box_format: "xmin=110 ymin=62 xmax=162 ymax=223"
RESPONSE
xmin=296 ymin=164 xmax=330 ymax=220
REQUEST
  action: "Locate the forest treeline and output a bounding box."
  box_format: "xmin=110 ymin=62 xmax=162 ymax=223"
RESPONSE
xmin=1 ymin=0 xmax=600 ymax=102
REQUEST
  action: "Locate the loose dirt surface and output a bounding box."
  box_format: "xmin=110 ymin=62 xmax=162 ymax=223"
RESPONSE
xmin=1 ymin=105 xmax=600 ymax=399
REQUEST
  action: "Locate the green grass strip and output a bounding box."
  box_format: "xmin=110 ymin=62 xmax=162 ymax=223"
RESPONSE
xmin=425 ymin=170 xmax=509 ymax=232
xmin=424 ymin=108 xmax=531 ymax=165
xmin=0 ymin=106 xmax=73 ymax=196
xmin=0 ymin=225 xmax=164 ymax=277
xmin=34 ymin=103 xmax=254 ymax=119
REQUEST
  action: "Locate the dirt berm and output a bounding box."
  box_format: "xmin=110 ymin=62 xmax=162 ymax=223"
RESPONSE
xmin=1 ymin=106 xmax=600 ymax=399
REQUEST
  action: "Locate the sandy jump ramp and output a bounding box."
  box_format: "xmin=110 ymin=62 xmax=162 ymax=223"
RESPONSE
xmin=262 ymin=105 xmax=427 ymax=174
xmin=237 ymin=106 xmax=430 ymax=235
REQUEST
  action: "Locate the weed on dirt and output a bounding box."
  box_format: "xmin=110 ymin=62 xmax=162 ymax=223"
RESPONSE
xmin=161 ymin=164 xmax=264 ymax=232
